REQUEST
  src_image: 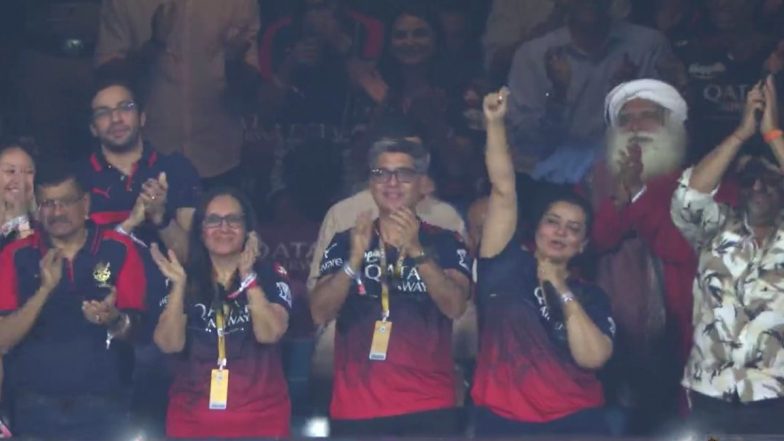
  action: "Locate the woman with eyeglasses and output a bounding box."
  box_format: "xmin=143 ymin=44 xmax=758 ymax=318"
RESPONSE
xmin=0 ymin=137 xmax=37 ymax=251
xmin=151 ymin=187 xmax=292 ymax=438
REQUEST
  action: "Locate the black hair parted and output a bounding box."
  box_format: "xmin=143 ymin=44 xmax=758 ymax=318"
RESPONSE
xmin=34 ymin=160 xmax=85 ymax=194
xmin=184 ymin=186 xmax=257 ymax=307
xmin=90 ymin=78 xmax=143 ymax=111
xmin=0 ymin=136 xmax=40 ymax=163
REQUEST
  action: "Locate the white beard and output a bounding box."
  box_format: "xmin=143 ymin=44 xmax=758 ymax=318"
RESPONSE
xmin=606 ymin=121 xmax=687 ymax=181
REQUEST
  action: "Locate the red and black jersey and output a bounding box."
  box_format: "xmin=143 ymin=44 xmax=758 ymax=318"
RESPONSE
xmin=318 ymin=222 xmax=472 ymax=420
xmin=74 ymin=144 xmax=201 ymax=245
xmin=471 ymin=240 xmax=615 ymax=423
xmin=0 ymin=223 xmax=146 ymax=396
xmin=162 ymin=261 xmax=293 ymax=439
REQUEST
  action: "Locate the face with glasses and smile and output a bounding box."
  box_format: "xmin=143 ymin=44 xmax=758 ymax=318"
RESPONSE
xmin=37 ymin=179 xmax=89 ymax=240
xmin=738 ymin=157 xmax=784 ymax=226
xmin=201 ymin=195 xmax=247 ymax=256
xmin=90 ymin=85 xmax=145 ymax=153
xmin=369 ymin=152 xmax=423 ymax=214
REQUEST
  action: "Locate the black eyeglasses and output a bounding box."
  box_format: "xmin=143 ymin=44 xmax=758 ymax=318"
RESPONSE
xmin=38 ymin=194 xmax=85 ymax=210
xmin=203 ymin=214 xmax=245 ymax=229
xmin=739 ymin=161 xmax=784 ymax=188
xmin=92 ymin=101 xmax=137 ymax=121
xmin=369 ymin=167 xmax=419 ymax=183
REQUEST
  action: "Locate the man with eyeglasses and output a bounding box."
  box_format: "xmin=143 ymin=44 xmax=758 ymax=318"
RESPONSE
xmin=76 ymin=80 xmax=200 ymax=260
xmin=0 ymin=161 xmax=146 ymax=439
xmin=670 ymin=76 xmax=784 ymax=433
xmin=310 ymin=138 xmax=472 ymax=436
xmin=75 ymin=79 xmax=200 ymax=437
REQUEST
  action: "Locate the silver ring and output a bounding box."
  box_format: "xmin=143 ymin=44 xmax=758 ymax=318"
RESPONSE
xmin=95 ymin=315 xmax=101 ymax=322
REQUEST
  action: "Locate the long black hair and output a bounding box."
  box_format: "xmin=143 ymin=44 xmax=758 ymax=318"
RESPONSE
xmin=377 ymin=3 xmax=444 ymax=93
xmin=184 ymin=187 xmax=258 ymax=307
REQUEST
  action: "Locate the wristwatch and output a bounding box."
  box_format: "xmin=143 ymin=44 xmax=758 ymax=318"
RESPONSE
xmin=411 ymin=248 xmax=431 ymax=265
xmin=560 ymin=292 xmax=576 ymax=305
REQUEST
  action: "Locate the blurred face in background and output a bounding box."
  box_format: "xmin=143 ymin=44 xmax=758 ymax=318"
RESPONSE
xmin=705 ymin=0 xmax=756 ymax=31
xmin=390 ymin=14 xmax=436 ymax=66
xmin=0 ymin=147 xmax=35 ymax=209
xmin=564 ymin=0 xmax=612 ymax=28
xmin=438 ymin=10 xmax=469 ymax=55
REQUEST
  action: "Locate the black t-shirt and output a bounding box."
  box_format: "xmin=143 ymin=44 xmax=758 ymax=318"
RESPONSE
xmin=677 ymin=37 xmax=775 ymax=159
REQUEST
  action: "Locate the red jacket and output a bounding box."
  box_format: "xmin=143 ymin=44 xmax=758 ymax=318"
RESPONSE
xmin=592 ymin=171 xmax=738 ymax=362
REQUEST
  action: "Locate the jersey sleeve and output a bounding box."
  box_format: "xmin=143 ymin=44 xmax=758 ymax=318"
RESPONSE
xmin=259 ymin=261 xmax=293 ymax=313
xmin=166 ymin=154 xmax=202 ymax=211
xmin=576 ymin=284 xmax=617 ymax=340
xmin=433 ymin=230 xmax=472 ymax=280
xmin=476 ymin=237 xmax=536 ymax=301
xmin=317 ymin=231 xmax=350 ymax=279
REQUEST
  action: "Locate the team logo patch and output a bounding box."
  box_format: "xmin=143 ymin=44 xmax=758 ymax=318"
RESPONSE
xmin=93 ymin=262 xmax=112 ymax=288
xmin=457 ymin=249 xmax=470 ymax=272
xmin=276 ymin=282 xmax=293 ymax=308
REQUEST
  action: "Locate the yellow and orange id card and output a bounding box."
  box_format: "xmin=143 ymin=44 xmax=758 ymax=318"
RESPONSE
xmin=209 ymin=369 xmax=229 ymax=410
xmin=369 ymin=320 xmax=392 ymax=360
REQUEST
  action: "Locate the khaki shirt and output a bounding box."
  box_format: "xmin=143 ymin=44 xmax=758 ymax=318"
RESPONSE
xmin=672 ymin=168 xmax=784 ymax=402
xmin=95 ymin=0 xmax=260 ymax=177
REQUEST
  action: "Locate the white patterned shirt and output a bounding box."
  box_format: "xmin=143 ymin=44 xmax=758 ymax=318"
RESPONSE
xmin=671 ymin=168 xmax=784 ymax=402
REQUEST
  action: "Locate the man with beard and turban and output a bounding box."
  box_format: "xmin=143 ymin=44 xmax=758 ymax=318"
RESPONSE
xmin=590 ymin=79 xmax=736 ymax=432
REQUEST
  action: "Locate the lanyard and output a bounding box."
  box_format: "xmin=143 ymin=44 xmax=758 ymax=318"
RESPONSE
xmin=377 ymin=237 xmax=404 ymax=322
xmin=216 ymin=305 xmax=227 ymax=369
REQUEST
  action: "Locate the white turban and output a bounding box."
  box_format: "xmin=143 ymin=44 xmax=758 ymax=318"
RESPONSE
xmin=604 ymin=79 xmax=688 ymax=127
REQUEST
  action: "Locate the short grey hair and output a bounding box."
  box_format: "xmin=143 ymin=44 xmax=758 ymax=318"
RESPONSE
xmin=367 ymin=137 xmax=430 ymax=173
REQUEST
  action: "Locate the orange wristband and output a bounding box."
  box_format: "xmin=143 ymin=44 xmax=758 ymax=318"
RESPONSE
xmin=764 ymin=129 xmax=784 ymax=144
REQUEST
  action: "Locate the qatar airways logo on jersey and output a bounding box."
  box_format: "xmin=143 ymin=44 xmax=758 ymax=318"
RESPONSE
xmin=361 ymin=250 xmax=427 ymax=293
xmin=193 ymin=303 xmax=251 ymax=335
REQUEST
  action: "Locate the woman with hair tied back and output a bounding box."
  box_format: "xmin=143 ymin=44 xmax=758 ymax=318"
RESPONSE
xmin=472 ymin=89 xmax=616 ymax=435
xmin=0 ymin=137 xmax=38 ymax=251
xmin=151 ymin=187 xmax=292 ymax=438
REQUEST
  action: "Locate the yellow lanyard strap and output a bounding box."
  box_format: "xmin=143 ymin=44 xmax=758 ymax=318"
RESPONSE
xmin=216 ymin=306 xmax=227 ymax=369
xmin=378 ymin=239 xmax=404 ymax=321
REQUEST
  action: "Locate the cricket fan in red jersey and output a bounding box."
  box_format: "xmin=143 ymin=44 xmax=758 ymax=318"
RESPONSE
xmin=0 ymin=161 xmax=146 ymax=440
xmin=471 ymin=88 xmax=616 ymax=435
xmin=310 ymin=137 xmax=472 ymax=436
xmin=152 ymin=188 xmax=292 ymax=438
